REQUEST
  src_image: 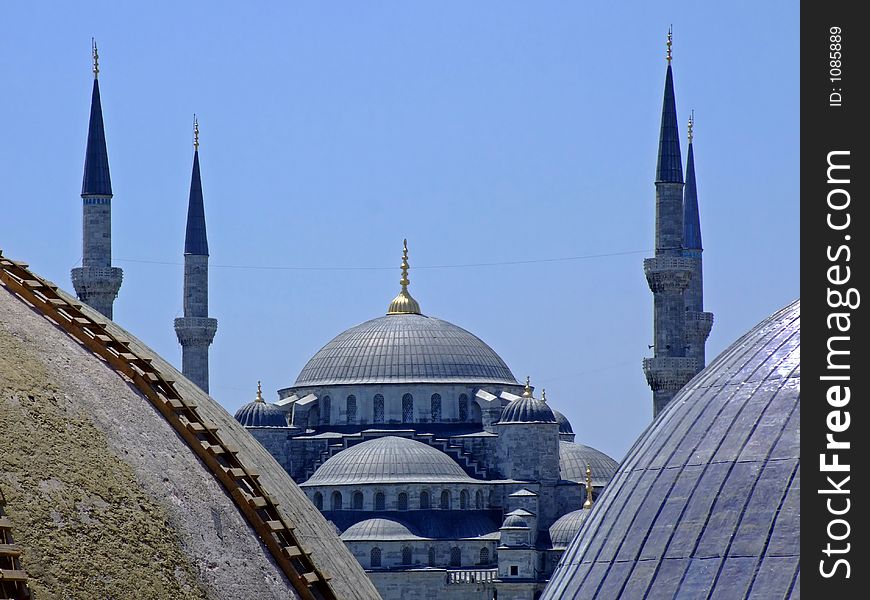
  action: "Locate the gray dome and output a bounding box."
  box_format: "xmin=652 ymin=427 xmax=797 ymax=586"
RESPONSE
xmin=501 ymin=515 xmax=529 ymax=529
xmin=549 ymin=509 xmax=590 ymax=549
xmin=559 ymin=442 xmax=619 ymax=487
xmin=301 ymin=436 xmax=477 ymax=486
xmin=341 ymin=518 xmax=424 ymax=541
xmin=544 ymin=300 xmax=800 ymax=600
xmin=553 ymin=409 xmax=573 ymax=434
xmin=499 ymin=396 xmax=557 ymax=424
xmin=293 ymin=313 xmax=518 ymax=387
xmin=234 ymin=400 xmax=287 ymax=428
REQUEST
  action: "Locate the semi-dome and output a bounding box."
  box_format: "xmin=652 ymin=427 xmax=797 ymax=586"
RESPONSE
xmin=553 ymin=409 xmax=573 ymax=434
xmin=341 ymin=518 xmax=425 ymax=541
xmin=499 ymin=381 xmax=557 ymax=424
xmin=544 ymin=300 xmax=800 ymax=599
xmin=549 ymin=509 xmax=590 ymax=549
xmin=234 ymin=382 xmax=288 ymax=427
xmin=559 ymin=442 xmax=619 ymax=487
xmin=301 ymin=436 xmax=477 ymax=486
xmin=294 ymin=313 xmax=518 ymax=387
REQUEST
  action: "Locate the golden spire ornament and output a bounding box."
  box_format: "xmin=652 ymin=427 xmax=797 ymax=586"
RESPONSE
xmin=387 ymin=239 xmax=422 ymax=315
xmin=583 ymin=464 xmax=594 ymax=509
xmin=92 ymin=38 xmax=100 ymax=79
xmin=688 ymin=110 xmax=694 ymax=143
xmin=255 ymin=381 xmax=264 ymax=403
xmin=522 ymin=376 xmax=533 ymax=398
xmin=541 ymin=389 xmax=547 ymax=403
xmin=666 ymin=26 xmax=673 ymax=64
xmin=193 ymin=115 xmax=200 ymax=151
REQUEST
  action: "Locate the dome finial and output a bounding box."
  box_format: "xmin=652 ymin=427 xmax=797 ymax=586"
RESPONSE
xmin=666 ymin=25 xmax=673 ymax=64
xmin=522 ymin=376 xmax=533 ymax=398
xmin=687 ymin=110 xmax=694 ymax=143
xmin=583 ymin=464 xmax=594 ymax=509
xmin=387 ymin=238 xmax=422 ymax=315
xmin=92 ymin=38 xmax=100 ymax=79
xmin=193 ymin=114 xmax=200 ymax=151
xmin=255 ymin=380 xmax=264 ymax=403
xmin=541 ymin=388 xmax=547 ymax=403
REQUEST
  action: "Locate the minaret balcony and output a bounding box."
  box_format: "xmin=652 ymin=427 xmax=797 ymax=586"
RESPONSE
xmin=71 ymin=266 xmax=123 ymax=295
xmin=685 ymin=311 xmax=714 ymax=338
xmin=643 ymin=257 xmax=693 ymax=293
xmin=174 ymin=316 xmax=218 ymax=346
xmin=642 ymin=356 xmax=699 ymax=392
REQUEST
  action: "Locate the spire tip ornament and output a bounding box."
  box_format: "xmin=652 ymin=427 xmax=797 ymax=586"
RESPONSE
xmin=666 ymin=25 xmax=673 ymax=64
xmin=255 ymin=381 xmax=264 ymax=403
xmin=387 ymin=238 xmax=422 ymax=315
xmin=583 ymin=464 xmax=594 ymax=509
xmin=688 ymin=110 xmax=694 ymax=143
xmin=522 ymin=376 xmax=533 ymax=398
xmin=92 ymin=38 xmax=100 ymax=79
xmin=193 ymin=115 xmax=200 ymax=151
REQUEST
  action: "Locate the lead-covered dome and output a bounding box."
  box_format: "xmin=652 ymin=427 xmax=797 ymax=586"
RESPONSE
xmin=341 ymin=518 xmax=424 ymax=541
xmin=294 ymin=313 xmax=518 ymax=387
xmin=559 ymin=442 xmax=619 ymax=487
xmin=549 ymin=509 xmax=590 ymax=549
xmin=544 ymin=300 xmax=800 ymax=600
xmin=234 ymin=383 xmax=288 ymax=427
xmin=301 ymin=436 xmax=477 ymax=486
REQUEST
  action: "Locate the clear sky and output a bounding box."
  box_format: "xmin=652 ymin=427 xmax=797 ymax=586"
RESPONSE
xmin=1 ymin=1 xmax=798 ymax=461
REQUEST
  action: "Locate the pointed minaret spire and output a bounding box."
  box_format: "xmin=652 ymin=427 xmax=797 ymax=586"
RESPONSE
xmin=175 ymin=116 xmax=218 ymax=393
xmin=643 ymin=28 xmax=695 ymax=418
xmin=72 ymin=39 xmax=122 ymax=319
xmin=683 ymin=112 xmax=701 ymax=251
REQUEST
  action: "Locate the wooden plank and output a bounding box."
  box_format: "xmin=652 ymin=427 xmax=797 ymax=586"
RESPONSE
xmin=266 ymin=520 xmax=285 ymax=532
xmin=0 ymin=518 xmax=11 ymax=529
xmin=0 ymin=544 xmax=20 ymax=557
xmin=0 ymin=568 xmax=28 ymax=581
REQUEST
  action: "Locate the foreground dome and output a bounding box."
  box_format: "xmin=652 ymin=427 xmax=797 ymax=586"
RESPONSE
xmin=559 ymin=442 xmax=619 ymax=487
xmin=294 ymin=313 xmax=518 ymax=387
xmin=302 ymin=436 xmax=476 ymax=486
xmin=544 ymin=300 xmax=800 ymax=599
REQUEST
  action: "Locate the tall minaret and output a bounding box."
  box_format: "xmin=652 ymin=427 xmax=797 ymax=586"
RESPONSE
xmin=174 ymin=117 xmax=217 ymax=393
xmin=642 ymin=28 xmax=697 ymax=417
xmin=682 ymin=113 xmax=713 ymax=369
xmin=71 ymin=40 xmax=123 ymax=319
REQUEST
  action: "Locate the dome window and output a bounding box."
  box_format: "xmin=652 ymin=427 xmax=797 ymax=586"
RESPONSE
xmin=375 ymin=492 xmax=385 ymax=510
xmin=322 ymin=395 xmax=331 ymax=424
xmin=428 ymin=547 xmax=436 ymax=567
xmin=398 ymin=492 xmax=409 ymax=511
xmin=479 ymin=548 xmax=490 ymax=565
xmin=371 ymin=547 xmax=382 ymax=568
xmin=402 ymin=546 xmax=413 ymax=565
xmin=450 ymin=547 xmax=461 ymax=567
xmin=313 ymin=492 xmax=323 ymax=510
xmin=460 ymin=490 xmax=468 ymax=509
xmin=331 ymin=491 xmax=342 ymax=511
xmin=346 ymin=395 xmax=357 ymax=423
xmin=352 ymin=491 xmax=363 ymax=510
xmin=458 ymin=394 xmax=468 ymax=421
xmin=402 ymin=394 xmax=414 ymax=423
xmin=420 ymin=491 xmax=430 ymax=509
xmin=440 ymin=490 xmax=451 ymax=510
xmin=373 ymin=394 xmax=384 ymax=423
xmin=431 ymin=393 xmax=442 ymax=422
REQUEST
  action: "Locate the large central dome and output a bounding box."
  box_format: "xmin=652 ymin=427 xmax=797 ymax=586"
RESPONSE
xmin=294 ymin=313 xmax=518 ymax=387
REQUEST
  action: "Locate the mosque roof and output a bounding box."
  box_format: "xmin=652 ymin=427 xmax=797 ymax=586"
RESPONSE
xmin=544 ymin=300 xmax=800 ymax=599
xmin=301 ymin=436 xmax=478 ymax=486
xmin=329 ymin=511 xmax=502 ymax=541
xmin=499 ymin=380 xmax=557 ymax=424
xmin=341 ymin=518 xmax=425 ymax=541
xmin=552 ymin=409 xmax=574 ymax=434
xmin=234 ymin=383 xmax=288 ymax=427
xmin=559 ymin=442 xmax=619 ymax=487
xmin=501 ymin=514 xmax=530 ymax=529
xmin=549 ymin=509 xmax=590 ymax=549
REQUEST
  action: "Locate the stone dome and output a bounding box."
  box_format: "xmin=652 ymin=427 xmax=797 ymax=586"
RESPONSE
xmin=501 ymin=514 xmax=530 ymax=529
xmin=301 ymin=436 xmax=477 ymax=486
xmin=553 ymin=409 xmax=573 ymax=434
xmin=559 ymin=442 xmax=619 ymax=487
xmin=341 ymin=518 xmax=425 ymax=541
xmin=544 ymin=300 xmax=800 ymax=599
xmin=499 ymin=390 xmax=557 ymax=424
xmin=234 ymin=386 xmax=288 ymax=427
xmin=293 ymin=313 xmax=518 ymax=387
xmin=549 ymin=509 xmax=590 ymax=549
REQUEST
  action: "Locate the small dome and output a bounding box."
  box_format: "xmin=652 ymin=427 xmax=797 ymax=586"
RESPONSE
xmin=544 ymin=300 xmax=801 ymax=599
xmin=501 ymin=514 xmax=529 ymax=529
xmin=499 ymin=382 xmax=556 ymax=424
xmin=552 ymin=409 xmax=573 ymax=434
xmin=341 ymin=518 xmax=424 ymax=541
xmin=233 ymin=383 xmax=288 ymax=428
xmin=548 ymin=509 xmax=589 ymax=549
xmin=302 ymin=436 xmax=476 ymax=486
xmin=559 ymin=441 xmax=618 ymax=487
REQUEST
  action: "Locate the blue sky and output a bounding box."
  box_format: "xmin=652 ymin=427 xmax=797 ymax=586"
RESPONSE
xmin=0 ymin=1 xmax=798 ymax=460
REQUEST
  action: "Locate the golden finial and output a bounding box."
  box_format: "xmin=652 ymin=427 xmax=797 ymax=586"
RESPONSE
xmin=583 ymin=464 xmax=594 ymax=509
xmin=387 ymin=238 xmax=422 ymax=315
xmin=193 ymin=115 xmax=200 ymax=151
xmin=687 ymin=110 xmax=694 ymax=143
xmin=666 ymin=26 xmax=673 ymax=64
xmin=92 ymin=38 xmax=100 ymax=79
xmin=541 ymin=389 xmax=547 ymax=403
xmin=255 ymin=380 xmax=264 ymax=403
xmin=522 ymin=376 xmax=533 ymax=398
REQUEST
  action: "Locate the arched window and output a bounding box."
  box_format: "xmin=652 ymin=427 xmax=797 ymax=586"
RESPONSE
xmin=440 ymin=490 xmax=451 ymax=510
xmin=313 ymin=492 xmax=323 ymax=510
xmin=352 ymin=491 xmax=363 ymax=510
xmin=371 ymin=547 xmax=382 ymax=568
xmin=375 ymin=492 xmax=385 ymax=511
xmin=458 ymin=394 xmax=468 ymax=421
xmin=430 ymin=393 xmax=442 ymax=422
xmin=373 ymin=394 xmax=385 ymax=423
xmin=322 ymin=396 xmax=331 ymax=424
xmin=479 ymin=547 xmax=490 ymax=565
xmin=428 ymin=546 xmax=436 ymax=567
xmin=402 ymin=546 xmax=413 ymax=565
xmin=402 ymin=393 xmax=414 ymax=422
xmin=346 ymin=395 xmax=357 ymax=423
xmin=460 ymin=490 xmax=469 ymax=509
xmin=475 ymin=490 xmax=483 ymax=509
xmin=331 ymin=491 xmax=342 ymax=511
xmin=307 ymin=406 xmax=320 ymax=429
xmin=420 ymin=491 xmax=430 ymax=509
xmin=450 ymin=546 xmax=461 ymax=567
xmin=398 ymin=492 xmax=408 ymax=511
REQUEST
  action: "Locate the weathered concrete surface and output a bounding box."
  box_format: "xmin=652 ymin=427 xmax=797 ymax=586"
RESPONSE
xmin=0 ymin=273 xmax=380 ymax=600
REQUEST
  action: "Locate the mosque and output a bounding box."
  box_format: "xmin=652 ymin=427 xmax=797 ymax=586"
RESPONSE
xmin=0 ymin=33 xmax=798 ymax=600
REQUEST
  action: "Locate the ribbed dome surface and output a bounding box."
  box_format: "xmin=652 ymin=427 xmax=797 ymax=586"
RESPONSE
xmin=499 ymin=397 xmax=557 ymax=424
xmin=234 ymin=401 xmax=287 ymax=427
xmin=559 ymin=442 xmax=619 ymax=487
xmin=553 ymin=409 xmax=574 ymax=434
xmin=294 ymin=313 xmax=517 ymax=386
xmin=544 ymin=300 xmax=800 ymax=600
xmin=341 ymin=518 xmax=424 ymax=541
xmin=501 ymin=514 xmax=529 ymax=529
xmin=549 ymin=509 xmax=590 ymax=549
xmin=301 ymin=436 xmax=476 ymax=486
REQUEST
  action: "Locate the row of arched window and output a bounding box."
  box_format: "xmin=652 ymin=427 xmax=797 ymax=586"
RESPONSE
xmin=318 ymin=393 xmax=471 ymax=425
xmin=312 ymin=488 xmax=485 ymax=511
xmin=369 ymin=546 xmax=491 ymax=568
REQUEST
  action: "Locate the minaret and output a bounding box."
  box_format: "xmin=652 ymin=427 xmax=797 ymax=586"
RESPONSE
xmin=682 ymin=113 xmax=714 ymax=369
xmin=642 ymin=28 xmax=697 ymax=417
xmin=174 ymin=117 xmax=218 ymax=393
xmin=71 ymin=40 xmax=123 ymax=319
